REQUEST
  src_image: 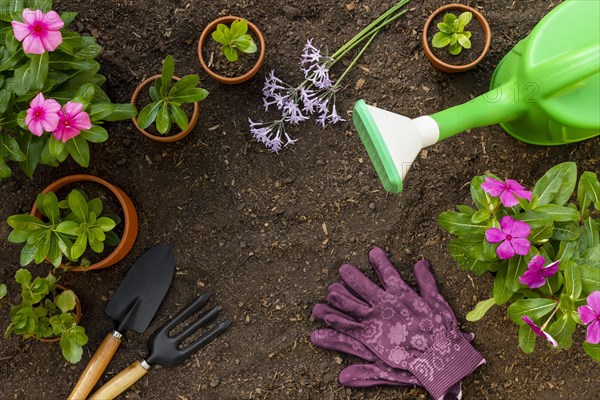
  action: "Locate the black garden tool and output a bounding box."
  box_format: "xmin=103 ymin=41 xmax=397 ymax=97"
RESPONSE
xmin=68 ymin=244 xmax=175 ymax=400
xmin=88 ymin=292 xmax=232 ymax=400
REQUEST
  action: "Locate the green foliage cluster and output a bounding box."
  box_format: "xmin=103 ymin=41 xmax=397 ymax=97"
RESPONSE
xmin=211 ymin=19 xmax=257 ymax=62
xmin=432 ymin=12 xmax=472 ymax=55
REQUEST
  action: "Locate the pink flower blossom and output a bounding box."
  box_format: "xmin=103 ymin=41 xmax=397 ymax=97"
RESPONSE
xmin=52 ymin=102 xmax=91 ymax=143
xmin=485 ymin=215 xmax=531 ymax=259
xmin=521 ymin=316 xmax=558 ymax=347
xmin=481 ymin=177 xmax=532 ymax=207
xmin=25 ymin=93 xmax=61 ymax=136
xmin=578 ymin=291 xmax=600 ymax=344
xmin=518 ymin=255 xmax=560 ymax=289
xmin=11 ymin=9 xmax=64 ymax=54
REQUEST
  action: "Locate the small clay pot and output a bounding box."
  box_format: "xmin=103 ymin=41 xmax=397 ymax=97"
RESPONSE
xmin=422 ymin=3 xmax=491 ymax=73
xmin=131 ymin=75 xmax=200 ymax=142
xmin=31 ymin=174 xmax=139 ymax=272
xmin=39 ymin=284 xmax=82 ymax=343
xmin=198 ymin=16 xmax=266 ymax=84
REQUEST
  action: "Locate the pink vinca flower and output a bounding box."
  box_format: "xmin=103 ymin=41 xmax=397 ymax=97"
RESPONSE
xmin=53 ymin=102 xmax=92 ymax=143
xmin=578 ymin=291 xmax=600 ymax=344
xmin=25 ymin=93 xmax=61 ymax=136
xmin=481 ymin=177 xmax=532 ymax=207
xmin=521 ymin=316 xmax=558 ymax=347
xmin=518 ymin=255 xmax=560 ymax=289
xmin=485 ymin=215 xmax=531 ymax=259
xmin=11 ymin=9 xmax=64 ymax=54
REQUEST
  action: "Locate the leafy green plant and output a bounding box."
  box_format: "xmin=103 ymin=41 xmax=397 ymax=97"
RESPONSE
xmin=7 ymin=189 xmax=121 ymax=268
xmin=0 ymin=0 xmax=137 ymax=179
xmin=211 ymin=18 xmax=258 ymax=62
xmin=4 ymin=269 xmax=88 ymax=363
xmin=438 ymin=162 xmax=600 ymax=361
xmin=432 ymin=12 xmax=472 ymax=55
xmin=136 ymin=55 xmax=208 ymax=135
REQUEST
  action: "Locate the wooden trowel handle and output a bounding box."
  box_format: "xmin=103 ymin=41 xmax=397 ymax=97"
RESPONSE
xmin=88 ymin=361 xmax=149 ymax=400
xmin=68 ymin=331 xmax=122 ymax=400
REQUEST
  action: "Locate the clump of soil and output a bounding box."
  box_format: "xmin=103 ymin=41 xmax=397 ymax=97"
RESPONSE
xmin=201 ymin=29 xmax=260 ymax=78
xmin=427 ymin=8 xmax=486 ymax=65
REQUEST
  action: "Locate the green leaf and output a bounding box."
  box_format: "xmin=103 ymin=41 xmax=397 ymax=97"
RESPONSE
xmin=0 ymin=284 xmax=7 ymax=300
xmin=457 ymin=11 xmax=472 ymax=30
xmin=449 ymin=42 xmax=462 ymax=55
xmin=442 ymin=12 xmax=457 ymax=26
xmin=471 ymin=209 xmax=491 ymax=224
xmin=169 ymin=87 xmax=208 ymax=103
xmin=223 ymin=45 xmax=238 ymax=62
xmin=582 ymin=245 xmax=600 ymax=268
xmin=7 ymin=214 xmax=47 ymax=231
xmin=60 ymin=11 xmax=77 ymax=26
xmin=87 ymin=198 xmax=102 ymax=216
xmin=137 ymin=101 xmax=162 ymax=130
xmin=104 ymin=230 xmax=120 ymax=247
xmin=33 ymin=232 xmax=50 ymax=264
xmin=437 ymin=22 xmax=453 ymax=34
xmin=1 ymin=135 xmax=26 ymax=162
xmin=563 ymin=261 xmax=582 ymax=300
xmin=447 ymin=238 xmax=497 ymax=274
xmin=513 ymin=210 xmax=552 ymax=229
xmin=170 ymin=105 xmax=189 ymax=131
xmin=48 ymin=136 xmax=66 ymax=160
xmin=506 ymin=256 xmax=527 ymax=293
xmin=55 ymin=220 xmax=80 ymax=236
xmin=26 ymin=52 xmax=49 ymax=91
xmin=518 ymin=323 xmax=537 ymax=354
xmin=70 ymin=232 xmax=87 ymax=260
xmin=438 ymin=211 xmax=486 ymax=239
xmin=466 ymin=298 xmax=496 ymax=321
xmin=47 ymin=234 xmax=62 ymax=268
xmin=432 ymin=31 xmax=451 ymax=48
xmin=230 ymin=19 xmax=248 ymax=36
xmin=530 ymin=224 xmax=554 ymax=243
xmin=60 ymin=335 xmax=84 ymax=364
xmin=15 ymin=268 xmax=32 ymax=286
xmin=552 ymin=221 xmax=580 ymax=241
xmin=534 ymin=204 xmax=579 ymax=222
xmin=532 ymin=162 xmax=577 ymax=206
xmin=94 ymin=216 xmax=116 ymax=232
xmin=507 ymin=298 xmax=556 ymax=324
xmin=211 ymin=26 xmax=227 ymax=45
xmin=493 ymin=267 xmax=513 ymax=305
xmin=579 ymin=265 xmax=600 ymax=296
xmin=169 ymin=75 xmax=200 ymax=95
xmin=556 ymin=240 xmax=578 ymax=261
xmin=155 ymin=102 xmax=171 ymax=134
xmin=579 ymin=217 xmax=600 ymax=251
xmin=88 ymin=103 xmax=136 ymax=122
xmin=67 ymin=189 xmax=88 ymax=222
xmin=19 ymin=242 xmax=36 ymax=266
xmin=547 ymin=313 xmax=576 ymax=349
xmin=65 ymin=135 xmax=90 ymax=167
xmin=17 ymin=130 xmax=44 ymax=177
xmin=79 ymin=125 xmax=109 ymax=143
xmin=237 ymin=36 xmax=257 ymax=54
xmin=161 ymin=55 xmax=174 ymax=96
xmin=578 ymin=171 xmax=600 ymax=212
xmin=583 ymin=342 xmax=600 ymax=362
xmin=457 ymin=34 xmax=471 ymax=49
xmin=42 ymin=191 xmax=59 ymax=225
xmin=56 ymin=290 xmax=76 ymax=313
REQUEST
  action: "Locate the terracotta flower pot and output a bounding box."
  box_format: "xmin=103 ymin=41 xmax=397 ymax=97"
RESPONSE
xmin=422 ymin=3 xmax=491 ymax=73
xmin=131 ymin=75 xmax=200 ymax=142
xmin=39 ymin=284 xmax=82 ymax=343
xmin=30 ymin=174 xmax=139 ymax=272
xmin=198 ymin=16 xmax=266 ymax=84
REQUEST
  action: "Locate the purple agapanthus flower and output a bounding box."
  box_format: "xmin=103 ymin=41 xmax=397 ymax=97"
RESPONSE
xmin=578 ymin=291 xmax=600 ymax=344
xmin=248 ymin=118 xmax=297 ymax=153
xmin=485 ymin=215 xmax=531 ymax=259
xmin=518 ymin=255 xmax=560 ymax=289
xmin=522 ymin=316 xmax=558 ymax=347
xmin=481 ymin=177 xmax=532 ymax=207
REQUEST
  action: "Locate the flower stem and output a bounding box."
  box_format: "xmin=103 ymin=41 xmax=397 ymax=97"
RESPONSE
xmin=540 ymin=303 xmax=560 ymax=330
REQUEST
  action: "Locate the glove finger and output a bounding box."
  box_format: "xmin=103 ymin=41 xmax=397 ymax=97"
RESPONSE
xmin=327 ymin=290 xmax=371 ymax=318
xmin=324 ymin=312 xmax=362 ymax=334
xmin=338 ymin=263 xmax=383 ymax=302
xmin=339 ymin=363 xmax=419 ymax=388
xmin=368 ymin=247 xmax=415 ymax=296
xmin=413 ymin=260 xmax=459 ymax=326
xmin=310 ymin=328 xmax=378 ymax=362
xmin=312 ymin=303 xmax=346 ymax=323
xmin=328 ymin=282 xmax=366 ymax=303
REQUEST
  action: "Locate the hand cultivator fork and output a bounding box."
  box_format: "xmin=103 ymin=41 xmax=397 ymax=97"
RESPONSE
xmin=89 ymin=292 xmax=232 ymax=400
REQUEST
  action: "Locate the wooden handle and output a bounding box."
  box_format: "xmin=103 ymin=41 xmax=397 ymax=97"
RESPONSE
xmin=68 ymin=332 xmax=122 ymax=400
xmin=88 ymin=361 xmax=149 ymax=400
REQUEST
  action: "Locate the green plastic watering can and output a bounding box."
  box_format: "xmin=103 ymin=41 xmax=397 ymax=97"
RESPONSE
xmin=353 ymin=0 xmax=600 ymax=193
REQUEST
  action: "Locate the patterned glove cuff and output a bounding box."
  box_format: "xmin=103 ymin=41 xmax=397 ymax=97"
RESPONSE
xmin=408 ymin=330 xmax=485 ymax=400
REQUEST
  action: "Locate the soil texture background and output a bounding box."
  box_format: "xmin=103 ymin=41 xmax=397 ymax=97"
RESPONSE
xmin=0 ymin=1 xmax=598 ymax=399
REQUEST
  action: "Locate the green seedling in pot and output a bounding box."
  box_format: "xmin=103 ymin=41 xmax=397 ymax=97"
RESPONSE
xmin=432 ymin=11 xmax=472 ymax=55
xmin=7 ymin=189 xmax=121 ymax=268
xmin=4 ymin=269 xmax=88 ymax=363
xmin=136 ymin=55 xmax=209 ymax=135
xmin=211 ymin=18 xmax=258 ymax=62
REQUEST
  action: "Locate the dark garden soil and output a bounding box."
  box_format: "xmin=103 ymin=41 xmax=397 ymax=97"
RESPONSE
xmin=0 ymin=1 xmax=598 ymax=400
xmin=427 ymin=8 xmax=486 ymax=65
xmin=202 ymin=28 xmax=261 ymax=78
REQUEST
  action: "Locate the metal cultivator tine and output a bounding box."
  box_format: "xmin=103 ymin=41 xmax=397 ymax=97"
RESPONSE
xmin=146 ymin=292 xmax=233 ymax=368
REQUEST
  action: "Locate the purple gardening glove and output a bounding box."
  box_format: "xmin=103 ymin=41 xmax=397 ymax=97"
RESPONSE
xmin=315 ymin=247 xmax=485 ymax=400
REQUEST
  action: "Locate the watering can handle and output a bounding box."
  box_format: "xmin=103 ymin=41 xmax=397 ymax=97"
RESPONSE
xmin=430 ymin=44 xmax=600 ymax=141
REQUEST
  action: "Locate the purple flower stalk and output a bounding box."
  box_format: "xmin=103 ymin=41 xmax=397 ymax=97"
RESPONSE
xmin=521 ymin=316 xmax=558 ymax=347
xmin=518 ymin=255 xmax=560 ymax=289
xmin=578 ymin=291 xmax=600 ymax=344
xmin=481 ymin=177 xmax=532 ymax=207
xmin=485 ymin=215 xmax=531 ymax=259
xmin=248 ymin=118 xmax=297 ymax=153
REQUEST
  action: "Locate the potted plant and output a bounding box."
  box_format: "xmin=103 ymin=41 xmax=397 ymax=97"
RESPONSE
xmin=3 ymin=269 xmax=88 ymax=363
xmin=131 ymin=55 xmax=208 ymax=142
xmin=438 ymin=162 xmax=600 ymax=361
xmin=198 ymin=16 xmax=266 ymax=84
xmin=422 ymin=3 xmax=491 ymax=73
xmin=7 ymin=174 xmax=138 ymax=271
xmin=0 ymin=1 xmax=137 ymax=179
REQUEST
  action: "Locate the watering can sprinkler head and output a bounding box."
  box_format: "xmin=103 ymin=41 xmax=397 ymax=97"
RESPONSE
xmin=354 ymin=0 xmax=599 ymax=193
